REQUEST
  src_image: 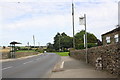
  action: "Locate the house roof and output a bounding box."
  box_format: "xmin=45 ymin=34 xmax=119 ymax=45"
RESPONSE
xmin=102 ymin=27 xmax=120 ymax=36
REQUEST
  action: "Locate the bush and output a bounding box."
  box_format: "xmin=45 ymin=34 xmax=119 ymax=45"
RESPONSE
xmin=3 ymin=46 xmax=6 ymax=49
xmin=76 ymin=43 xmax=97 ymax=49
xmin=18 ymin=47 xmax=32 ymax=50
xmin=35 ymin=49 xmax=44 ymax=53
xmin=87 ymin=43 xmax=97 ymax=48
xmin=46 ymin=48 xmax=56 ymax=52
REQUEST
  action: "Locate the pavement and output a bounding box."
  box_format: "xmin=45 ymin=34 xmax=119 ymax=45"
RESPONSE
xmin=50 ymin=56 xmax=117 ymax=78
xmin=2 ymin=53 xmax=61 ymax=78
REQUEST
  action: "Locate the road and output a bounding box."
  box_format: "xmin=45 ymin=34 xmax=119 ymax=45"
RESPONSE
xmin=2 ymin=53 xmax=61 ymax=78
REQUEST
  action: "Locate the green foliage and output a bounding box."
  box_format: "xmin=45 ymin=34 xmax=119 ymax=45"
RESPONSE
xmin=53 ymin=32 xmax=61 ymax=51
xmin=75 ymin=30 xmax=97 ymax=43
xmin=35 ymin=49 xmax=43 ymax=53
xmin=75 ymin=43 xmax=97 ymax=49
xmin=46 ymin=43 xmax=55 ymax=52
xmin=50 ymin=30 xmax=98 ymax=51
xmin=75 ymin=43 xmax=85 ymax=49
xmin=75 ymin=30 xmax=98 ymax=49
xmin=17 ymin=47 xmax=32 ymax=50
xmin=16 ymin=48 xmax=43 ymax=53
xmin=87 ymin=43 xmax=97 ymax=48
xmin=53 ymin=32 xmax=73 ymax=51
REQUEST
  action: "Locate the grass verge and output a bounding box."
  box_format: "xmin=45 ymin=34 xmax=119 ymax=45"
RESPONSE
xmin=54 ymin=52 xmax=69 ymax=56
xmin=16 ymin=50 xmax=36 ymax=52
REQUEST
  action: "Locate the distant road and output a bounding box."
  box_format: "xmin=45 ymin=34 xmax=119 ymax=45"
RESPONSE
xmin=2 ymin=53 xmax=61 ymax=78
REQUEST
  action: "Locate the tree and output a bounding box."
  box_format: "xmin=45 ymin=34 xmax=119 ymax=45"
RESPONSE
xmin=46 ymin=43 xmax=55 ymax=52
xmin=53 ymin=32 xmax=61 ymax=51
xmin=51 ymin=30 xmax=98 ymax=51
xmin=53 ymin=32 xmax=73 ymax=51
xmin=60 ymin=33 xmax=73 ymax=50
xmin=75 ymin=30 xmax=98 ymax=49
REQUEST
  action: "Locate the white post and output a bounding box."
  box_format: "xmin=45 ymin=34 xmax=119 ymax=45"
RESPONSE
xmin=84 ymin=14 xmax=88 ymax=64
xmin=84 ymin=34 xmax=85 ymax=48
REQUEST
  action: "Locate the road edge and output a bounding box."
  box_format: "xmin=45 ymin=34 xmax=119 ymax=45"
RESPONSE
xmin=0 ymin=53 xmax=43 ymax=62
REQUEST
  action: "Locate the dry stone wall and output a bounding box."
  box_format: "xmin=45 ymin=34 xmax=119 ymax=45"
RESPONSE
xmin=70 ymin=43 xmax=120 ymax=76
xmin=1 ymin=52 xmax=39 ymax=59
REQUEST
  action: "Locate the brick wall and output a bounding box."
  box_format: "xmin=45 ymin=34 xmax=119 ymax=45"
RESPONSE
xmin=70 ymin=43 xmax=120 ymax=76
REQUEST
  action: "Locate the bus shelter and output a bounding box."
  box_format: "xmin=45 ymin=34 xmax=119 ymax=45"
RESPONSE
xmin=10 ymin=41 xmax=21 ymax=58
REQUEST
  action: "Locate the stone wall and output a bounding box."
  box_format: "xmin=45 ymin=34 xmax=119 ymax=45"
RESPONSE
xmin=70 ymin=43 xmax=120 ymax=76
xmin=1 ymin=52 xmax=9 ymax=59
xmin=14 ymin=52 xmax=39 ymax=58
xmin=1 ymin=52 xmax=40 ymax=59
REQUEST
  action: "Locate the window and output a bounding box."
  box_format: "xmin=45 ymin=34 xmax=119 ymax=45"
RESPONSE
xmin=114 ymin=34 xmax=119 ymax=43
xmin=106 ymin=36 xmax=110 ymax=44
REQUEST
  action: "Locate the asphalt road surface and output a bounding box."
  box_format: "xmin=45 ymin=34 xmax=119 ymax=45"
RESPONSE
xmin=2 ymin=53 xmax=61 ymax=78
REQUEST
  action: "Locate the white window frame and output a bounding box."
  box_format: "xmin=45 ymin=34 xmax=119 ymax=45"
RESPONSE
xmin=106 ymin=36 xmax=110 ymax=44
xmin=114 ymin=34 xmax=119 ymax=43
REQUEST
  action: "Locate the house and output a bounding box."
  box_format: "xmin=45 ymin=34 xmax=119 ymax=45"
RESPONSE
xmin=101 ymin=26 xmax=120 ymax=45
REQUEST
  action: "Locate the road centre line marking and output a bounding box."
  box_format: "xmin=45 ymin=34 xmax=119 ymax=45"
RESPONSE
xmin=23 ymin=61 xmax=33 ymax=64
xmin=60 ymin=61 xmax=64 ymax=68
xmin=2 ymin=66 xmax=13 ymax=70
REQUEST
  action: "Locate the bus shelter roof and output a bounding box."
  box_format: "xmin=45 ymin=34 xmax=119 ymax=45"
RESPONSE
xmin=10 ymin=41 xmax=22 ymax=45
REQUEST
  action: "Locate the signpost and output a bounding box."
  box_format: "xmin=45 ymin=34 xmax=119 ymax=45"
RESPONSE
xmin=79 ymin=14 xmax=88 ymax=63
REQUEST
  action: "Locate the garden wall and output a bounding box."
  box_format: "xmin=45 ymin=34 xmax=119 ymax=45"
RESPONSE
xmin=70 ymin=43 xmax=120 ymax=76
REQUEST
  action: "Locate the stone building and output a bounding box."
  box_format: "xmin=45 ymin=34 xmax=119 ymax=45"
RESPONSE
xmin=101 ymin=27 xmax=120 ymax=45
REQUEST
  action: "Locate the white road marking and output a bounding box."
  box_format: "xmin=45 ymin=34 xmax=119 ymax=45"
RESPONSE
xmin=60 ymin=61 xmax=64 ymax=68
xmin=23 ymin=61 xmax=33 ymax=64
xmin=2 ymin=66 xmax=13 ymax=70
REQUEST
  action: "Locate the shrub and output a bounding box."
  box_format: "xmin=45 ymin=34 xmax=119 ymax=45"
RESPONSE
xmin=76 ymin=43 xmax=97 ymax=49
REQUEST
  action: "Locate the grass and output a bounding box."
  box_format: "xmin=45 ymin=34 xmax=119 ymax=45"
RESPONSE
xmin=54 ymin=52 xmax=69 ymax=56
xmin=16 ymin=50 xmax=36 ymax=52
xmin=0 ymin=48 xmax=10 ymax=53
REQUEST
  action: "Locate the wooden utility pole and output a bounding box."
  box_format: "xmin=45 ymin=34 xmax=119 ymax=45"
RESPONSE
xmin=27 ymin=42 xmax=29 ymax=51
xmin=33 ymin=35 xmax=35 ymax=48
xmin=72 ymin=2 xmax=75 ymax=48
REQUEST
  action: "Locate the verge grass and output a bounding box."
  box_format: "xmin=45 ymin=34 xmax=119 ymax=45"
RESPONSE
xmin=16 ymin=50 xmax=36 ymax=52
xmin=54 ymin=52 xmax=69 ymax=56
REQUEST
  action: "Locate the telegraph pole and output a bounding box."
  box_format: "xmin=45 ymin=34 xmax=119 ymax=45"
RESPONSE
xmin=38 ymin=42 xmax=40 ymax=48
xmin=27 ymin=42 xmax=29 ymax=51
xmin=72 ymin=1 xmax=75 ymax=48
xmin=33 ymin=35 xmax=35 ymax=48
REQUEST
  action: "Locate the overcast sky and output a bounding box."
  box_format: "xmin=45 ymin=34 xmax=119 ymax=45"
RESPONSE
xmin=0 ymin=0 xmax=119 ymax=46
